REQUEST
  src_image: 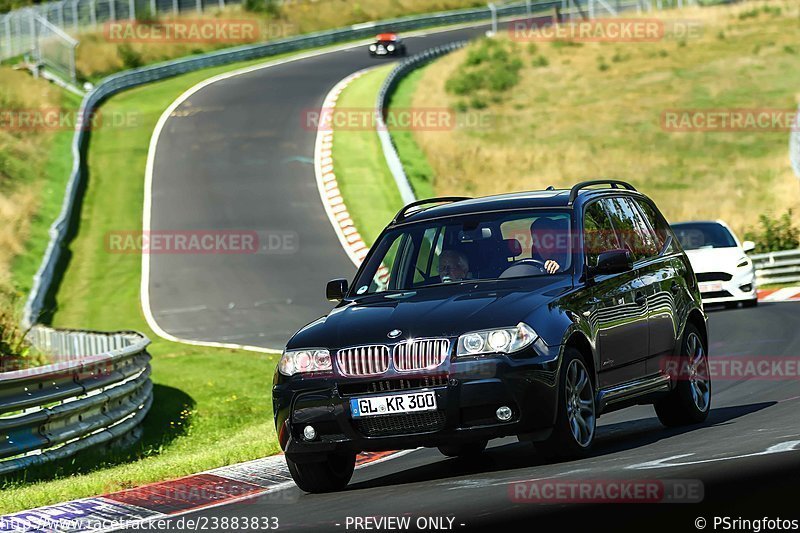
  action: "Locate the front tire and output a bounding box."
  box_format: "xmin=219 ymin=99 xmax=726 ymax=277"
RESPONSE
xmin=742 ymin=298 xmax=758 ymax=308
xmin=535 ymin=348 xmax=596 ymax=460
xmin=286 ymin=451 xmax=356 ymax=493
xmin=655 ymin=324 xmax=711 ymax=427
xmin=438 ymin=440 xmax=487 ymax=458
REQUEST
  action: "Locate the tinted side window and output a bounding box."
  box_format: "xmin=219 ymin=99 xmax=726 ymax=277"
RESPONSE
xmin=635 ymin=199 xmax=675 ymax=254
xmin=604 ymin=197 xmax=658 ymax=261
xmin=583 ymin=201 xmax=620 ymax=267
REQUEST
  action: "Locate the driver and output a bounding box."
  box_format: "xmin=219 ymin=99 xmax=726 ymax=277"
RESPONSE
xmin=531 ymin=217 xmax=569 ymax=274
xmin=438 ymin=249 xmax=470 ymax=282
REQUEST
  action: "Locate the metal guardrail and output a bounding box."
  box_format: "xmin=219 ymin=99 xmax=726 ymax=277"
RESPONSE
xmin=752 ymin=249 xmax=800 ymax=286
xmin=375 ymin=40 xmax=472 ymax=205
xmin=0 ymin=326 xmax=151 ymax=475
xmin=21 ymin=1 xmax=548 ymax=328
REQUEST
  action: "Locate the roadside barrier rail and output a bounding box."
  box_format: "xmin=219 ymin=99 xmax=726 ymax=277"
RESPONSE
xmin=0 ymin=326 xmax=151 ymax=475
xmin=752 ymin=249 xmax=800 ymax=286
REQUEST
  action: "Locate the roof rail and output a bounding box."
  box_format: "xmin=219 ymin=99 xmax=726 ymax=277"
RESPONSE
xmin=392 ymin=197 xmax=471 ymax=224
xmin=568 ymin=180 xmax=636 ymax=205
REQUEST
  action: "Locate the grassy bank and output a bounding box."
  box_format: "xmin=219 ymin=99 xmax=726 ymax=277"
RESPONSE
xmin=332 ymin=64 xmax=404 ymax=246
xmin=0 ymin=56 xmax=306 ymax=514
xmin=0 ymin=67 xmax=80 ymax=371
xmin=399 ymin=0 xmax=800 ymax=238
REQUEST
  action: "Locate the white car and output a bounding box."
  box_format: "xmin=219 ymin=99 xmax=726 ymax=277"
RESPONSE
xmin=671 ymin=220 xmax=757 ymax=308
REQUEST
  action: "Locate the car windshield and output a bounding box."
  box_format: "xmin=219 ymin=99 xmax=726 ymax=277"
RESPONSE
xmin=672 ymin=222 xmax=737 ymax=250
xmin=351 ymin=210 xmax=572 ymax=295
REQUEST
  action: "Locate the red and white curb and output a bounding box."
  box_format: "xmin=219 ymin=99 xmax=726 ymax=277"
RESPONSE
xmin=314 ymin=68 xmax=375 ymax=269
xmin=313 ymin=67 xmax=391 ymax=284
xmin=0 ymin=451 xmax=409 ymax=532
xmin=757 ymin=287 xmax=800 ymax=302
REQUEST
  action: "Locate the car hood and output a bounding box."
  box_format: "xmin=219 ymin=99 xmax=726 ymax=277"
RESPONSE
xmin=685 ymin=247 xmax=747 ymax=274
xmin=287 ymin=277 xmax=571 ymax=350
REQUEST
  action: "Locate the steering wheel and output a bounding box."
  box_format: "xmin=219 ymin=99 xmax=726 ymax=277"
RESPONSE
xmin=499 ymin=258 xmax=548 ymax=278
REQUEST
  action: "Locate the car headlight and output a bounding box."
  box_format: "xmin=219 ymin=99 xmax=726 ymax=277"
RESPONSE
xmin=387 ymin=44 xmax=395 ymax=52
xmin=369 ymin=44 xmax=377 ymax=51
xmin=737 ymin=257 xmax=750 ymax=268
xmin=457 ymin=323 xmax=538 ymax=356
xmin=278 ymin=349 xmax=331 ymax=376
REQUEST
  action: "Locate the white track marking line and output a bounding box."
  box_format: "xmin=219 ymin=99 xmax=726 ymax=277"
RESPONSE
xmin=626 ymin=440 xmax=800 ymax=469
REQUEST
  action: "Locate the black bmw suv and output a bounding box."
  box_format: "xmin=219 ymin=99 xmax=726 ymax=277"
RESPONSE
xmin=273 ymin=180 xmax=710 ymax=493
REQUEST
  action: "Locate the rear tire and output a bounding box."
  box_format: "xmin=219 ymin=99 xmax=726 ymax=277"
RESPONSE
xmin=535 ymin=348 xmax=596 ymax=460
xmin=655 ymin=323 xmax=711 ymax=427
xmin=438 ymin=440 xmax=487 ymax=458
xmin=286 ymin=451 xmax=356 ymax=493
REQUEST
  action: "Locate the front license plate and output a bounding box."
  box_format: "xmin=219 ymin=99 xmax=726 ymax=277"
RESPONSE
xmin=699 ymin=282 xmax=723 ymax=294
xmin=350 ymin=391 xmax=437 ymax=418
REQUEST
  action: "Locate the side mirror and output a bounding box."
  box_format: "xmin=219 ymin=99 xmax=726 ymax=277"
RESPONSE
xmin=590 ymin=249 xmax=633 ymax=277
xmin=742 ymin=240 xmax=756 ymax=253
xmin=326 ymin=279 xmax=348 ymax=302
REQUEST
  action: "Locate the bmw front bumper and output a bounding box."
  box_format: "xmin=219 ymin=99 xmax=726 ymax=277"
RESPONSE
xmin=272 ymin=342 xmax=562 ymax=460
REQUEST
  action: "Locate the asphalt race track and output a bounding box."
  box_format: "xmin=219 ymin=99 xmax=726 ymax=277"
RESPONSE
xmin=147 ymin=24 xmax=492 ymax=349
xmin=145 ymin=23 xmax=800 ymax=532
xmin=127 ymin=303 xmax=800 ymax=531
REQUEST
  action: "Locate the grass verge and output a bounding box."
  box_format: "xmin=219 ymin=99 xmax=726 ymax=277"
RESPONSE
xmin=0 ymin=54 xmax=331 ymax=514
xmin=387 ymin=67 xmax=437 ymax=201
xmin=403 ymin=0 xmax=800 ymax=238
xmin=332 ymin=64 xmax=404 ymax=246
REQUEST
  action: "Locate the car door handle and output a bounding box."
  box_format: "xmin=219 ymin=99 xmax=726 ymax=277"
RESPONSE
xmin=634 ymin=292 xmax=647 ymax=306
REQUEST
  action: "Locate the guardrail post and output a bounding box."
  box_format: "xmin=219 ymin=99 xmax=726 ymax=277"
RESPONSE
xmin=487 ymin=2 xmax=497 ymax=35
xmin=172 ymin=0 xmax=178 ymax=14
xmin=790 ymin=104 xmax=800 ymax=178
xmin=71 ymin=0 xmax=79 ymax=32
xmin=128 ymin=0 xmax=134 ymax=20
xmin=196 ymin=0 xmax=202 ymax=14
xmin=2 ymin=17 xmax=11 ymax=59
xmin=109 ymin=0 xmax=116 ymax=21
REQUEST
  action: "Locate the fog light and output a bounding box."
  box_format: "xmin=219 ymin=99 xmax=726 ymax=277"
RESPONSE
xmin=496 ymin=406 xmax=512 ymax=421
xmin=303 ymin=425 xmax=317 ymax=441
